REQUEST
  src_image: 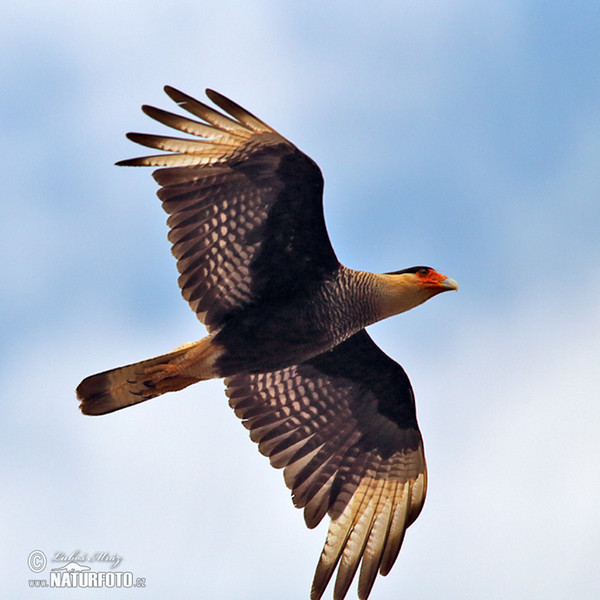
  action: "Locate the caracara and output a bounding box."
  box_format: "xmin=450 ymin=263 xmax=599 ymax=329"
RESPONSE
xmin=77 ymin=88 xmax=457 ymax=600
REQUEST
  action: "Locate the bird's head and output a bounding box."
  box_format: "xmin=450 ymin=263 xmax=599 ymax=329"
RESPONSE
xmin=377 ymin=266 xmax=458 ymax=319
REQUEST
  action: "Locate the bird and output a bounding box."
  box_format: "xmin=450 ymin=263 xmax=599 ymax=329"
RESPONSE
xmin=76 ymin=87 xmax=458 ymax=600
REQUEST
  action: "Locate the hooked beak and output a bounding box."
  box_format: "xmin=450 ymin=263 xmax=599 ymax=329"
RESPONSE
xmin=440 ymin=277 xmax=458 ymax=291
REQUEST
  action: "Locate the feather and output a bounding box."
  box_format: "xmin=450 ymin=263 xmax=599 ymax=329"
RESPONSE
xmin=141 ymin=105 xmax=240 ymax=144
xmin=165 ymin=86 xmax=255 ymax=137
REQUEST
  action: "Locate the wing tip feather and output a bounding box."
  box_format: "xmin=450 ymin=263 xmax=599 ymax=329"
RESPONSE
xmin=163 ymin=84 xmax=186 ymax=103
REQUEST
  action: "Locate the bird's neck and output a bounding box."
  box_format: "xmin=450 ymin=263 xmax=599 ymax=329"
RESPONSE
xmin=369 ymin=272 xmax=433 ymax=321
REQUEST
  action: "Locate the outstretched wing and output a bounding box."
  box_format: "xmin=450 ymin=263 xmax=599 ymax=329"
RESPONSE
xmin=118 ymin=87 xmax=339 ymax=331
xmin=225 ymin=330 xmax=427 ymax=600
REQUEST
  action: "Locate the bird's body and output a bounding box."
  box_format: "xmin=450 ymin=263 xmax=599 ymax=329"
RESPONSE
xmin=214 ymin=265 xmax=447 ymax=375
xmin=76 ymin=88 xmax=457 ymax=600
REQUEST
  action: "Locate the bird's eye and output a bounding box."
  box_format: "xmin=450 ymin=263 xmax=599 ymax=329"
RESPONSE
xmin=417 ymin=268 xmax=430 ymax=276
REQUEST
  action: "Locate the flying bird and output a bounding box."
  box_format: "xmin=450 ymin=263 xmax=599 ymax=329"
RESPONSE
xmin=76 ymin=87 xmax=458 ymax=600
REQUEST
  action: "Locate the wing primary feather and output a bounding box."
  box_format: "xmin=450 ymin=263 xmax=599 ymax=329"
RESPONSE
xmin=115 ymin=153 xmax=203 ymax=168
xmin=379 ymin=480 xmax=412 ymax=576
xmin=163 ymin=86 xmax=253 ymax=137
xmin=406 ymin=467 xmax=427 ymax=527
xmin=311 ymin=477 xmax=374 ymax=600
xmin=333 ymin=477 xmax=384 ymax=600
xmin=205 ymin=88 xmax=276 ymax=134
xmin=357 ymin=481 xmax=399 ymax=600
xmin=141 ymin=105 xmax=240 ymax=145
xmin=125 ymin=132 xmax=229 ymax=155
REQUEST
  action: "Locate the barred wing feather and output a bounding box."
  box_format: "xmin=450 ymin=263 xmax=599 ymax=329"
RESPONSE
xmin=225 ymin=330 xmax=427 ymax=600
xmin=118 ymin=87 xmax=340 ymax=331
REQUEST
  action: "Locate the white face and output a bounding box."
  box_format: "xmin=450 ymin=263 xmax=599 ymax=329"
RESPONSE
xmin=375 ymin=268 xmax=457 ymax=320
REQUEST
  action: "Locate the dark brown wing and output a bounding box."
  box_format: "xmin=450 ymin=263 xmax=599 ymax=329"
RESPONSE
xmin=225 ymin=330 xmax=427 ymax=600
xmin=118 ymin=87 xmax=339 ymax=331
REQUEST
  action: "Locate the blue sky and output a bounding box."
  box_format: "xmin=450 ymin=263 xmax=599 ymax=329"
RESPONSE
xmin=2 ymin=2 xmax=599 ymax=598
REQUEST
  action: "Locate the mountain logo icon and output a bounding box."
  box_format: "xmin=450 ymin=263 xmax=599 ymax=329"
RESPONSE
xmin=51 ymin=561 xmax=91 ymax=572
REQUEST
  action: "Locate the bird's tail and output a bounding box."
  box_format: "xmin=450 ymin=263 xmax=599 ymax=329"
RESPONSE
xmin=77 ymin=335 xmax=224 ymax=415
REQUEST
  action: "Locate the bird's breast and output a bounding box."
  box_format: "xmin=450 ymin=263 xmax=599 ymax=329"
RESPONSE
xmin=213 ymin=267 xmax=382 ymax=376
